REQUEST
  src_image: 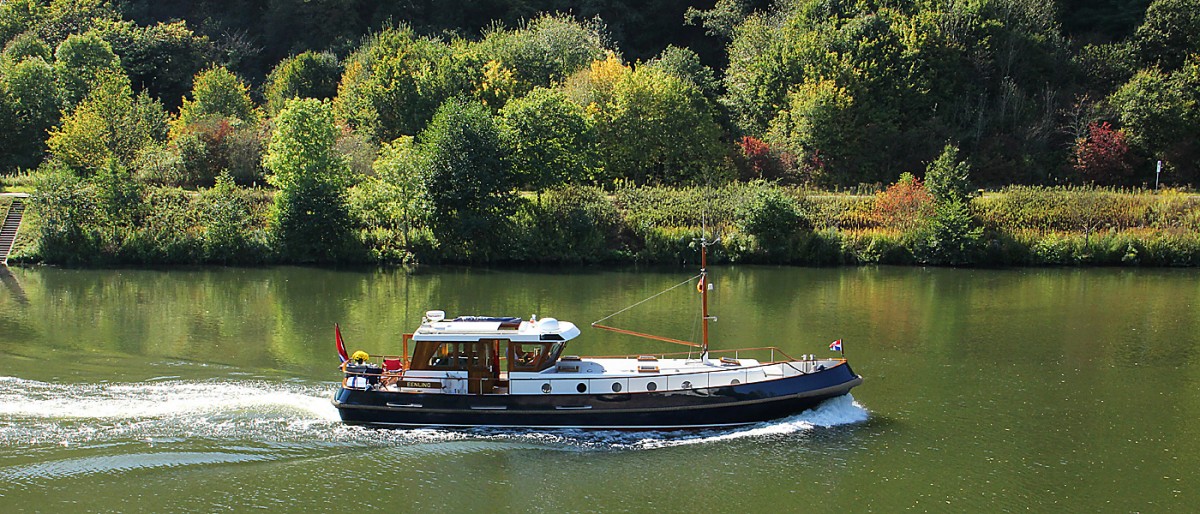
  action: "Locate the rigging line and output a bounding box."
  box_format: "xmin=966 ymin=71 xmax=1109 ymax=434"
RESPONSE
xmin=591 ymin=273 xmax=703 ymax=326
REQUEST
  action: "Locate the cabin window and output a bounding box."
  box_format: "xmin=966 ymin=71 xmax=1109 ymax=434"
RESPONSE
xmin=428 ymin=342 xmax=463 ymax=369
xmin=409 ymin=341 xmax=495 ymax=371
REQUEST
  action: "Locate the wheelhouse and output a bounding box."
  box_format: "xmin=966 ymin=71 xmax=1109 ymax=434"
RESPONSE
xmin=391 ymin=312 xmax=580 ymax=394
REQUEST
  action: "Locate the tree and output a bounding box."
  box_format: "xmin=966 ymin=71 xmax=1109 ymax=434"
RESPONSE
xmin=175 ymin=65 xmax=257 ymax=130
xmin=34 ymin=0 xmax=118 ymax=47
xmin=645 ymin=45 xmax=719 ymax=100
xmin=499 ymin=87 xmax=595 ymax=192
xmin=0 ymin=0 xmax=47 ymax=46
xmin=1073 ymin=122 xmax=1137 ymax=185
xmin=47 ymin=70 xmax=168 ymax=174
xmin=595 ymin=65 xmax=728 ymax=185
xmin=873 ymin=173 xmax=933 ymax=230
xmin=1 ymin=55 xmax=58 ymax=171
xmin=29 ymin=163 xmax=99 ymax=264
xmin=416 ymin=97 xmax=514 ymax=259
xmin=685 ymin=0 xmax=752 ymax=40
xmin=737 ymin=183 xmax=808 ymax=256
xmin=53 ymin=31 xmax=121 ymax=109
xmin=263 ymin=98 xmax=355 ymax=262
xmin=199 ymin=171 xmax=260 ymax=264
xmin=2 ymin=31 xmax=52 ymax=65
xmin=265 ymin=50 xmax=340 ymax=116
xmin=475 ymin=13 xmax=609 ymax=104
xmin=92 ymin=19 xmax=213 ymax=110
xmin=1109 ymin=59 xmax=1200 ymax=182
xmin=925 ymin=144 xmax=973 ymax=205
xmin=765 ymin=78 xmax=856 ymax=185
xmin=333 ymin=26 xmax=473 ymax=142
xmin=365 ymin=135 xmax=426 ymax=244
xmin=1133 ymin=0 xmax=1200 ymax=72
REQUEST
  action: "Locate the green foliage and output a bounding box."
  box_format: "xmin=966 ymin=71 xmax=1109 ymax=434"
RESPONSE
xmin=171 ymin=116 xmax=264 ymax=187
xmin=175 ymin=65 xmax=257 ymax=129
xmin=0 ymin=0 xmax=47 ymax=47
xmin=29 ymin=163 xmax=100 ymax=264
xmin=913 ymin=199 xmax=983 ymax=266
xmin=53 ymin=31 xmax=121 ymax=109
xmin=92 ymin=158 xmax=145 ymax=230
xmin=476 ymin=13 xmax=609 ymax=104
xmin=264 ymin=98 xmax=356 ymax=262
xmin=509 ymin=185 xmax=622 ymax=263
xmin=1 ymin=55 xmax=58 ymax=172
xmin=2 ymin=31 xmax=51 ymax=64
xmin=91 ymin=19 xmax=212 ymax=110
xmin=1133 ymin=0 xmax=1200 ymax=71
xmin=724 ymin=0 xmax=1076 ymax=185
xmin=333 ymin=26 xmax=473 ymax=142
xmin=613 ymin=184 xmax=742 ymax=231
xmin=500 ymin=87 xmax=595 ymax=191
xmin=736 ymin=183 xmax=810 ymax=255
xmin=595 ymin=66 xmax=729 ymax=184
xmin=366 ymin=135 xmax=425 ymax=238
xmin=925 ymin=144 xmax=973 ymax=204
xmin=46 ymin=70 xmax=168 ymax=174
xmin=265 ymin=51 xmax=340 ymax=116
xmin=415 ymin=97 xmax=514 ymax=260
xmin=974 ymin=185 xmax=1196 ymax=232
xmin=1109 ymin=58 xmax=1200 ymax=183
xmin=199 ymin=172 xmax=267 ymax=264
xmin=33 ymin=0 xmax=118 ymax=46
xmin=684 ymin=0 xmax=751 ymax=40
xmin=645 ymin=45 xmax=719 ymax=100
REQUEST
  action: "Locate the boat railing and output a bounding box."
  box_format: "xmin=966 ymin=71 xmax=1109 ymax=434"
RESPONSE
xmin=588 ymin=346 xmax=802 ymax=364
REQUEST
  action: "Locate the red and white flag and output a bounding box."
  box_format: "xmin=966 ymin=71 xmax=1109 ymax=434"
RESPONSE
xmin=335 ymin=324 xmax=349 ymax=363
xmin=829 ymin=339 xmax=843 ymax=352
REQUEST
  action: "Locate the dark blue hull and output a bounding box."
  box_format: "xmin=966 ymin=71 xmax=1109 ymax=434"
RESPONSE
xmin=333 ymin=362 xmax=862 ymax=429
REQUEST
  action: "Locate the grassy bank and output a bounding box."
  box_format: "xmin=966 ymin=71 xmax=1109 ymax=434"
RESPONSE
xmin=7 ymin=178 xmax=1199 ymax=268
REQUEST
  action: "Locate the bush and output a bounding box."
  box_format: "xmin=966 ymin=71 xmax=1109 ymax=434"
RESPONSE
xmin=736 ymin=183 xmax=810 ymax=257
xmin=913 ymin=199 xmax=983 ymax=265
xmin=508 ymin=185 xmax=622 ymax=263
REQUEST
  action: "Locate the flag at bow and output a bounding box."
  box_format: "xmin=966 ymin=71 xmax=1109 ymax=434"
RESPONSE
xmin=335 ymin=323 xmax=349 ymax=363
xmin=829 ymin=339 xmax=843 ymax=352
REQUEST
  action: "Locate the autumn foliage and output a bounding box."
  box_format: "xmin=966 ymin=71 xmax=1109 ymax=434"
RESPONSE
xmin=873 ymin=173 xmax=934 ymax=229
xmin=1074 ymin=122 xmax=1136 ymax=185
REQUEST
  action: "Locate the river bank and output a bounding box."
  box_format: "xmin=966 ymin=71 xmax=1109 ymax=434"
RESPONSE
xmin=5 ymin=182 xmax=1199 ymax=268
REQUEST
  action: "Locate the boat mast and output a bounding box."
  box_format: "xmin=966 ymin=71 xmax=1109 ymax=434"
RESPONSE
xmin=700 ymin=238 xmax=710 ymax=360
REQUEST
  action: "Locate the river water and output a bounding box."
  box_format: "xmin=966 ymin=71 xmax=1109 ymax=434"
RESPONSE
xmin=0 ymin=265 xmax=1196 ymax=512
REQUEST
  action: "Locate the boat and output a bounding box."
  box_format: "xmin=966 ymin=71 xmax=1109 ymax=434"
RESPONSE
xmin=331 ymin=240 xmax=863 ymax=429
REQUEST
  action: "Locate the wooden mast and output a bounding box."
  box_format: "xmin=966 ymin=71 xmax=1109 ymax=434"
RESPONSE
xmin=700 ymin=238 xmax=710 ymax=359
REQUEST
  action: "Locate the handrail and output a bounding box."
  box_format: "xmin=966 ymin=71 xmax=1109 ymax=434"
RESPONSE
xmin=586 ymin=346 xmax=802 ymax=363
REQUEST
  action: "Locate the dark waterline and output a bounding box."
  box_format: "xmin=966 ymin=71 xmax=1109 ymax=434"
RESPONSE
xmin=0 ymin=265 xmax=1197 ymax=512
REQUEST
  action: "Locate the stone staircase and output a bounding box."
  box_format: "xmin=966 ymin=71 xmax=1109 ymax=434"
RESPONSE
xmin=0 ymin=197 xmax=26 ymax=265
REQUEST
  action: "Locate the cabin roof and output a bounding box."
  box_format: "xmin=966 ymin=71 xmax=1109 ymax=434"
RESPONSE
xmin=413 ymin=315 xmax=580 ymax=343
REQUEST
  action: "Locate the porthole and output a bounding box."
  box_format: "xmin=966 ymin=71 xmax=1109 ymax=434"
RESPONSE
xmin=576 ymin=382 xmax=587 ymax=393
xmin=541 ymin=383 xmax=552 ymax=393
xmin=681 ymin=381 xmax=692 ymax=389
xmin=612 ymin=382 xmax=622 ymax=392
xmin=647 ymin=382 xmax=658 ymax=391
xmin=730 ymin=379 xmax=740 ymax=385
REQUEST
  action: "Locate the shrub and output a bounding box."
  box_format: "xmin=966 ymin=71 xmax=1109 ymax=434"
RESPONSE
xmin=736 ymin=183 xmax=810 ymax=257
xmin=873 ymin=173 xmax=933 ymax=230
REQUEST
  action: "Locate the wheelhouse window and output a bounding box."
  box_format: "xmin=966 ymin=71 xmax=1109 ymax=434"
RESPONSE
xmin=410 ymin=341 xmax=497 ymax=372
xmin=508 ymin=342 xmax=565 ymax=372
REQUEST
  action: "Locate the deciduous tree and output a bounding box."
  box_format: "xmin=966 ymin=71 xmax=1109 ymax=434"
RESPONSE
xmin=263 ymin=98 xmax=356 ymax=262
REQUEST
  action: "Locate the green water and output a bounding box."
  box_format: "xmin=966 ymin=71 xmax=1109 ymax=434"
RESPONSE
xmin=0 ymin=265 xmax=1197 ymax=512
